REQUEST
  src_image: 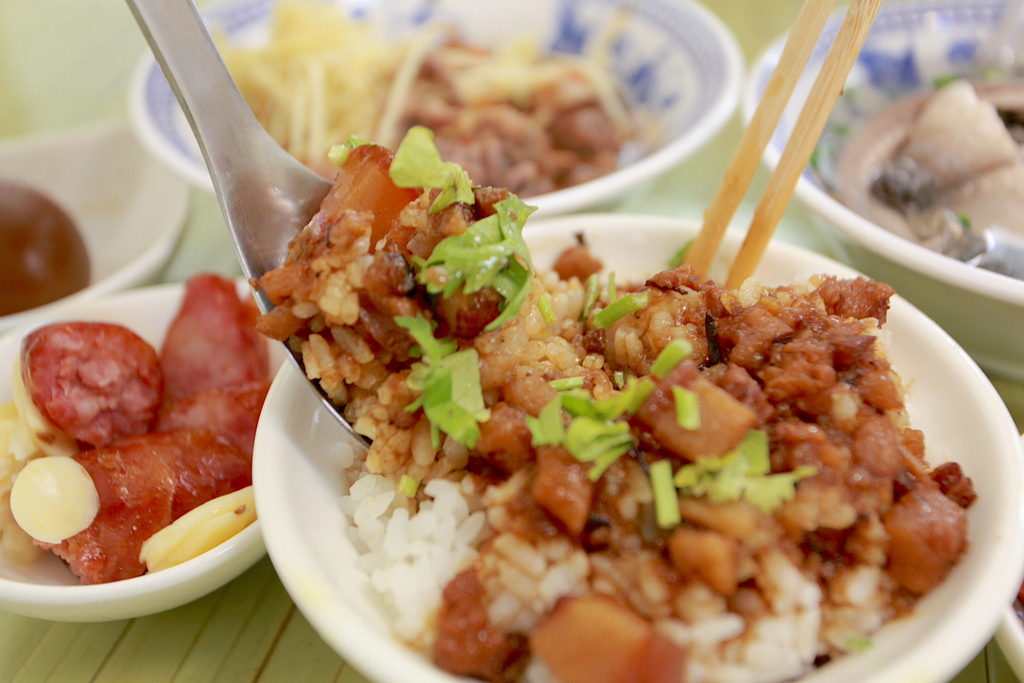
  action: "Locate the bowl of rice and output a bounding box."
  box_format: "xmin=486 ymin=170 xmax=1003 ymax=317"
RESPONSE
xmin=252 ymin=196 xmax=1024 ymax=682
xmin=129 ymin=0 xmax=743 ymax=216
xmin=744 ymin=0 xmax=1024 ymax=381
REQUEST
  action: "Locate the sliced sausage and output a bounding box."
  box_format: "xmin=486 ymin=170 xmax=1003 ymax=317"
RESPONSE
xmin=21 ymin=321 xmax=162 ymax=447
xmin=39 ymin=428 xmax=251 ymax=584
xmin=160 ymin=274 xmax=269 ymax=400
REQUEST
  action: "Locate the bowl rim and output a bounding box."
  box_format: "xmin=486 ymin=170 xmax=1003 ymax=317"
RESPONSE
xmin=742 ymin=0 xmax=1024 ymax=308
xmin=127 ymin=0 xmax=745 ymax=216
xmin=0 ymin=281 xmax=268 ymax=622
xmin=255 ymin=212 xmax=1024 ymax=683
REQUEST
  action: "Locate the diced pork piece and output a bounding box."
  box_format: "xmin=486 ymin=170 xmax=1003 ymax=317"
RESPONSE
xmin=884 ymin=486 xmax=968 ymax=595
xmin=531 ymin=445 xmax=594 ymax=536
xmin=21 ymin=321 xmax=162 ymax=447
xmin=529 ymin=595 xmax=686 ymax=683
xmin=39 ymin=429 xmax=250 ymax=584
xmin=155 ymin=380 xmax=270 ymax=457
xmin=434 ymin=568 xmax=524 ymax=682
xmin=160 ymin=274 xmax=269 ymax=400
xmin=634 ymin=360 xmax=757 ymax=461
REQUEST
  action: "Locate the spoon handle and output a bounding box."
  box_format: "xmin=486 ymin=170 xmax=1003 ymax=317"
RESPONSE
xmin=124 ymin=0 xmax=329 ymax=283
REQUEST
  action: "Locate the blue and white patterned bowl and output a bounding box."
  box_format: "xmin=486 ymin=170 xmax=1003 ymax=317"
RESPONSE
xmin=128 ymin=0 xmax=743 ymax=217
xmin=745 ymin=0 xmax=1024 ymax=381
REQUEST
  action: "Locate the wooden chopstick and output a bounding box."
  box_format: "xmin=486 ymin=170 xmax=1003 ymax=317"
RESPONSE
xmin=684 ymin=0 xmax=836 ymax=277
xmin=724 ymin=0 xmax=882 ymax=288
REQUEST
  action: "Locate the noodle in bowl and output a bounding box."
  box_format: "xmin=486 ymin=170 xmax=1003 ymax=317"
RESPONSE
xmin=129 ymin=0 xmax=743 ymax=216
xmin=254 ymin=214 xmax=1024 ymax=683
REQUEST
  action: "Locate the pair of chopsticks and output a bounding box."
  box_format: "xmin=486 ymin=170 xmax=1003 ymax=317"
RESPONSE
xmin=684 ymin=0 xmax=882 ymax=289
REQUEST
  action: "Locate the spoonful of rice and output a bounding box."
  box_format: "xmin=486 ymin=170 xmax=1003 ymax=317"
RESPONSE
xmin=123 ymin=0 xmax=366 ymax=446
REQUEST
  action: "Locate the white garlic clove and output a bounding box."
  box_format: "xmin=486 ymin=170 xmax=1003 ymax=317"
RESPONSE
xmin=140 ymin=486 xmax=256 ymax=572
xmin=10 ymin=456 xmax=99 ymax=544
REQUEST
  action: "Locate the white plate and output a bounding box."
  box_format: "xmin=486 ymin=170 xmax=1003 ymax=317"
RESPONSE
xmin=254 ymin=213 xmax=1024 ymax=683
xmin=128 ymin=0 xmax=743 ymax=216
xmin=0 ymin=282 xmax=269 ymax=622
xmin=0 ymin=121 xmax=190 ymax=333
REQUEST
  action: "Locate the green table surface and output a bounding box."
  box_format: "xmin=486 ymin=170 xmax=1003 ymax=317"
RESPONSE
xmin=1 ymin=0 xmax=1023 ymax=681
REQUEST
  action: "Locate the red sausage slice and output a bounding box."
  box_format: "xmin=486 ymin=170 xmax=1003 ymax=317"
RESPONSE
xmin=155 ymin=380 xmax=271 ymax=458
xmin=39 ymin=429 xmax=251 ymax=584
xmin=160 ymin=274 xmax=269 ymax=400
xmin=21 ymin=321 xmax=162 ymax=448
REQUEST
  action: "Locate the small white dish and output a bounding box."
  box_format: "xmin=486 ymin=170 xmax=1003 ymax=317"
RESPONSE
xmin=0 ymin=282 xmax=268 ymax=622
xmin=254 ymin=214 xmax=1024 ymax=683
xmin=0 ymin=121 xmax=191 ymax=334
xmin=128 ymin=0 xmax=743 ymax=216
xmin=744 ymin=0 xmax=1024 ymax=380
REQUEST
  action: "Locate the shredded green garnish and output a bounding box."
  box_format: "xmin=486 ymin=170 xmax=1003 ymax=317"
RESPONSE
xmin=326 ymin=134 xmax=372 ymax=166
xmin=389 ymin=126 xmax=475 ymax=213
xmin=580 ymin=273 xmax=601 ymax=321
xmin=560 ymin=378 xmax=654 ymax=422
xmin=607 ymin=271 xmax=617 ymax=303
xmin=650 ymin=338 xmax=694 ymax=378
xmin=668 ymin=240 xmax=693 ymax=268
xmin=844 ymin=636 xmax=873 ymax=653
xmin=565 ymin=416 xmax=634 ymax=481
xmin=933 ymin=74 xmax=959 ymax=89
xmin=414 ymin=195 xmax=536 ymax=332
xmin=672 ymin=386 xmax=701 ymax=430
xmin=525 ymin=397 xmax=566 ymax=447
xmin=592 ymin=292 xmax=650 ymax=329
xmin=650 ymin=459 xmax=681 ymax=528
xmin=549 ymin=377 xmax=585 ymax=392
xmin=397 ymin=474 xmax=420 ymax=497
xmin=538 ymin=293 xmax=557 ymax=324
xmin=396 ymin=315 xmax=490 ymax=448
xmin=673 ymin=430 xmax=816 ymax=514
xmin=958 ymin=213 xmax=972 ymax=230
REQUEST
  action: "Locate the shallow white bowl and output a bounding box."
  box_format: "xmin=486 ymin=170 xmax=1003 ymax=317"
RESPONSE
xmin=128 ymin=0 xmax=743 ymax=217
xmin=745 ymin=0 xmax=1024 ymax=381
xmin=254 ymin=213 xmax=1024 ymax=683
xmin=0 ymin=121 xmax=190 ymax=334
xmin=0 ymin=282 xmax=268 ymax=622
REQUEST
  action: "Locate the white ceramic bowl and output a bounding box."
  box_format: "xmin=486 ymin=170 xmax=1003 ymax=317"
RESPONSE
xmin=0 ymin=121 xmax=190 ymax=334
xmin=254 ymin=214 xmax=1024 ymax=683
xmin=996 ymin=434 xmax=1024 ymax=679
xmin=745 ymin=0 xmax=1024 ymax=381
xmin=128 ymin=0 xmax=743 ymax=217
xmin=0 ymin=282 xmax=269 ymax=622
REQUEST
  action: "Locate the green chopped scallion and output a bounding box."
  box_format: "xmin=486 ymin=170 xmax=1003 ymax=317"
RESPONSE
xmin=668 ymin=240 xmax=693 ymax=268
xmin=549 ymin=377 xmax=585 ymax=391
xmin=650 ymin=459 xmax=681 ymax=528
xmin=580 ymin=273 xmax=601 ymax=321
xmin=672 ymin=385 xmax=701 ymax=430
xmin=564 ymin=416 xmax=634 ymax=481
xmin=592 ymin=292 xmax=650 ymax=329
xmin=650 ymin=338 xmax=694 ymax=378
xmin=607 ymin=272 xmax=617 ymax=303
xmin=397 ymin=474 xmax=420 ymax=497
xmin=538 ymin=293 xmax=557 ymax=323
xmin=326 ymin=134 xmax=372 ymax=166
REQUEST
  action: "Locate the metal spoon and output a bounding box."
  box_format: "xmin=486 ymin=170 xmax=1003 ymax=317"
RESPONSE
xmin=124 ymin=0 xmax=370 ymax=448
